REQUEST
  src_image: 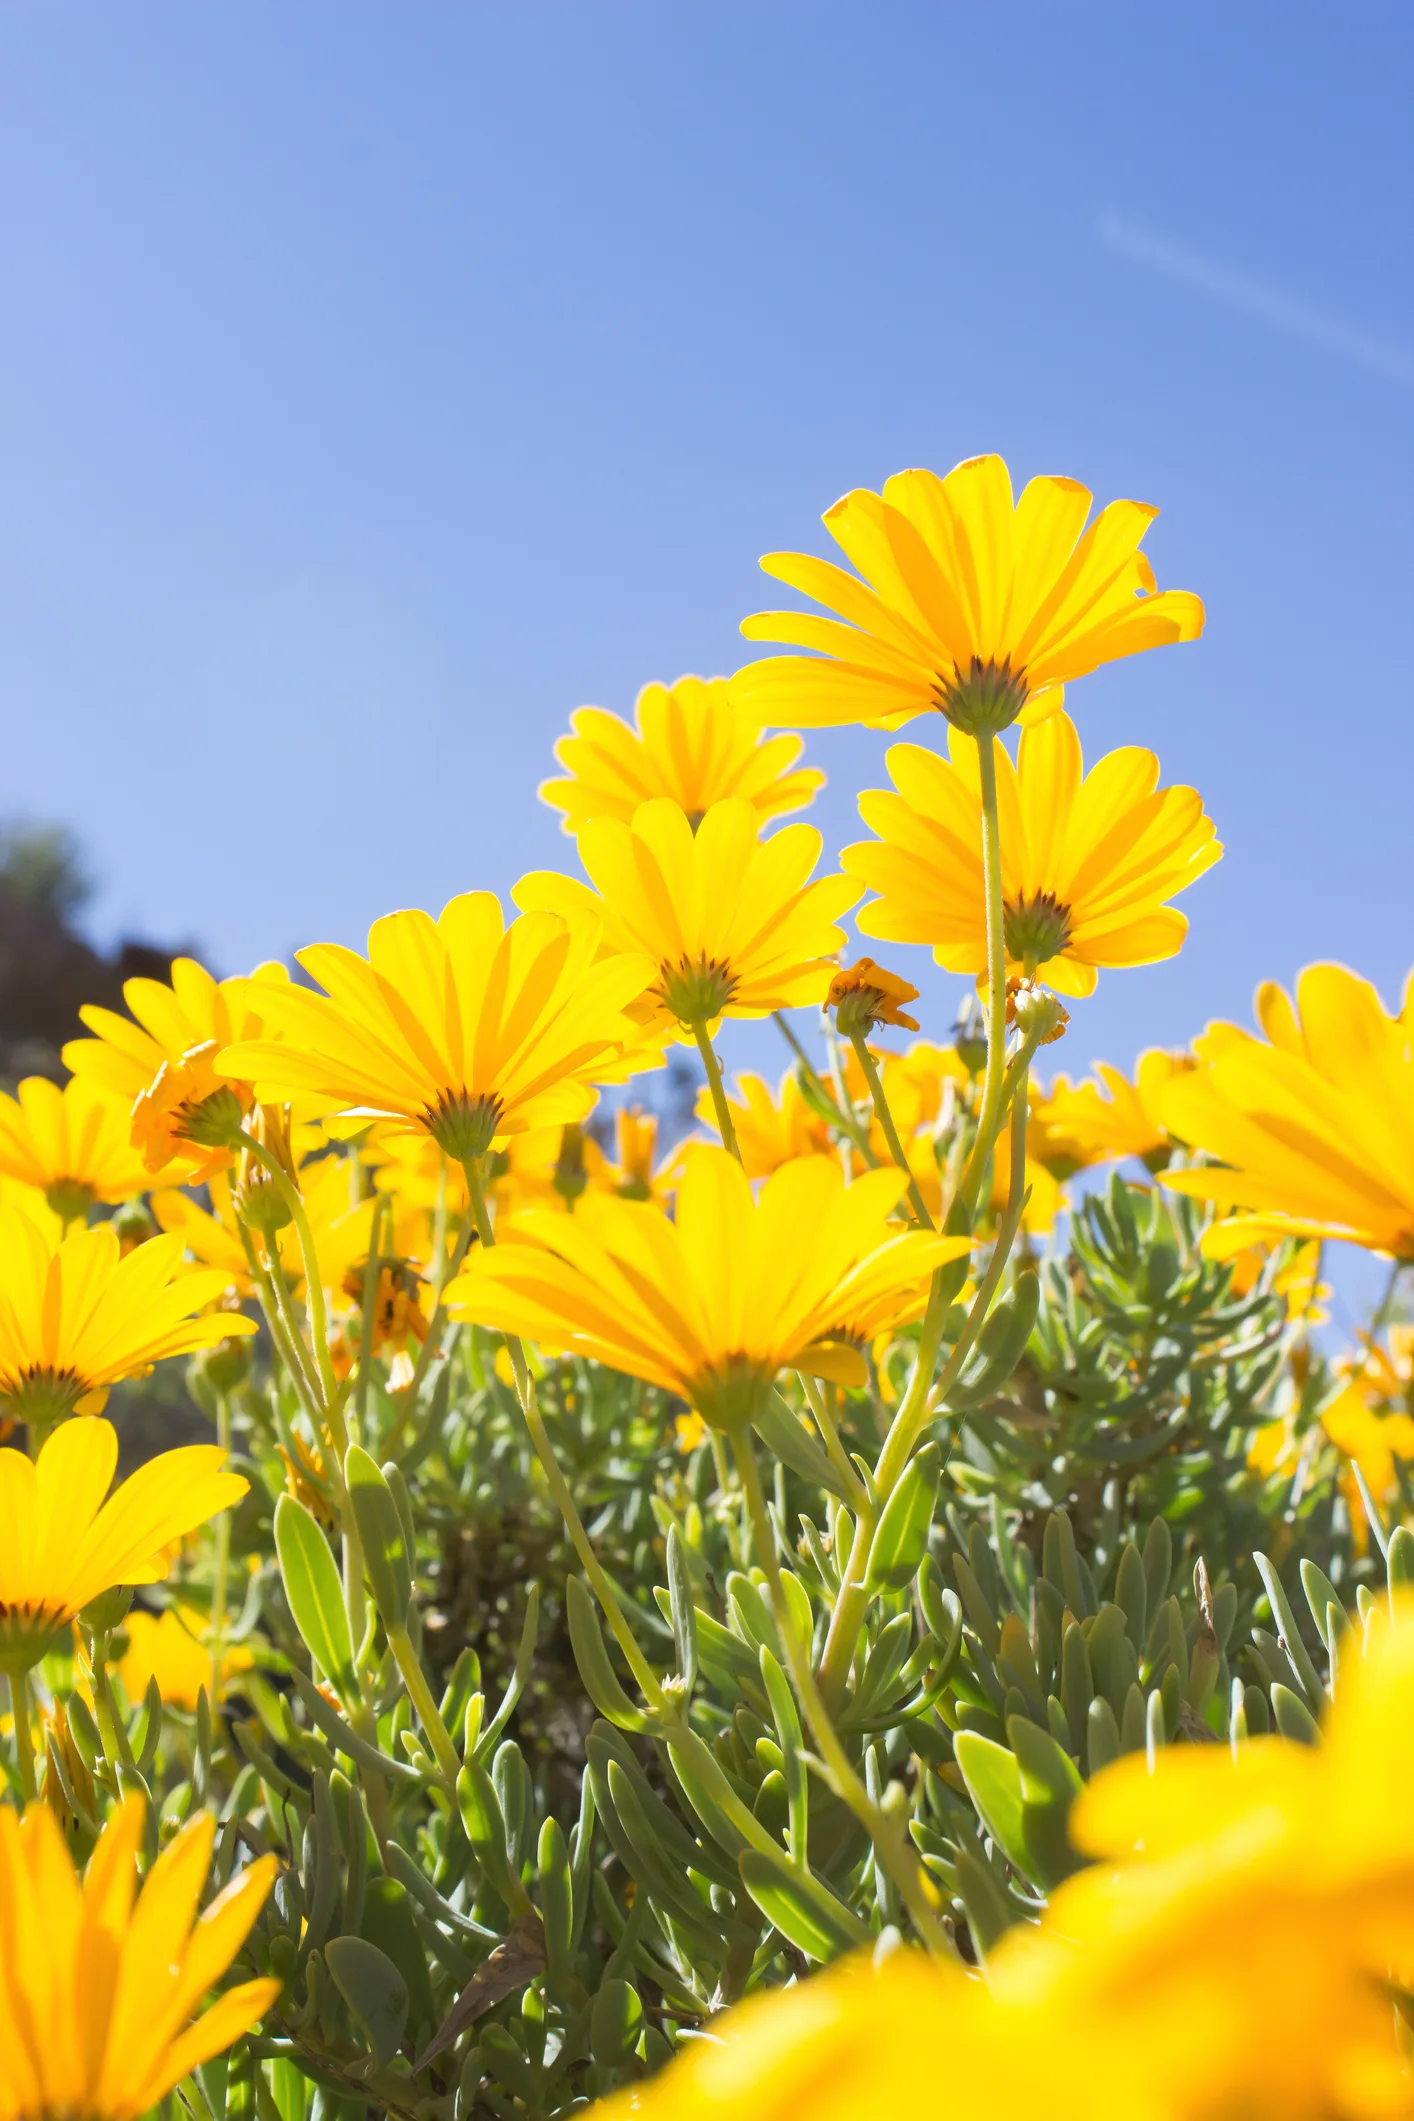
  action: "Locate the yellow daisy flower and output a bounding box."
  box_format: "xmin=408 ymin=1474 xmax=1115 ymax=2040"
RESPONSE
xmin=447 ymin=1144 xmax=966 ymax=1428
xmin=540 ymin=674 xmax=824 ymax=833
xmin=1034 ymin=1050 xmax=1195 ymax=1173
xmin=118 ymin=1604 xmax=253 ymax=1710
xmin=0 ymin=1076 xmax=151 ymax=1226
xmin=598 ymin=1106 xmax=677 ymax=1204
xmin=515 ymin=796 xmax=860 ymax=1035
xmin=0 ymin=1793 xmax=278 ymax=2119
xmin=842 ymin=710 xmax=1221 ymax=998
xmin=63 ymin=957 xmax=292 ymax=1185
xmin=0 ymin=1416 xmax=247 ymax=1670
xmin=0 ymin=1209 xmax=255 ymax=1432
xmin=217 ymin=895 xmax=655 ymax=1167
xmin=1162 ymin=965 xmax=1414 ymax=1257
xmin=733 ymin=453 xmax=1204 ymax=738
xmin=693 ymin=1069 xmax=837 ymax=1179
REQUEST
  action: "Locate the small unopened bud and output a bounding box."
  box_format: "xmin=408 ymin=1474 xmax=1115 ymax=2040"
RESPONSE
xmin=952 ymin=994 xmax=988 ymax=1077
xmin=1005 ymin=979 xmax=1069 ymax=1046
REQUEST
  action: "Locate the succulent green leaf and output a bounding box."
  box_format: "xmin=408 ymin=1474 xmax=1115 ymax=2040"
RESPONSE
xmin=325 ymin=1935 xmax=408 ymax=2066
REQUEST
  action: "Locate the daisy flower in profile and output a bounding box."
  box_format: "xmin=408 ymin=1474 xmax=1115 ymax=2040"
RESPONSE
xmin=0 ymin=1076 xmax=151 ymax=1227
xmin=842 ymin=709 xmax=1220 ymax=998
xmin=217 ymin=894 xmax=656 ymax=1169
xmin=0 ymin=1209 xmax=255 ymax=1433
xmin=447 ymin=1144 xmax=966 ymax=1429
xmin=0 ymin=1793 xmax=278 ymax=2119
xmin=515 ymin=796 xmax=860 ymax=1037
xmin=1034 ymin=1050 xmax=1195 ymax=1174
xmin=733 ymin=453 xmax=1204 ymax=739
xmin=540 ymin=674 xmax=823 ymax=833
xmin=0 ymin=1416 xmax=247 ymax=1670
xmin=1162 ymin=964 xmax=1414 ymax=1258
xmin=597 ymin=1106 xmax=678 ymax=1204
xmin=63 ymin=957 xmax=293 ymax=1184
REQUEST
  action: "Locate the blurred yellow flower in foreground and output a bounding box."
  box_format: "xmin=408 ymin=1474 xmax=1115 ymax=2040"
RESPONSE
xmin=734 ymin=453 xmax=1204 ymax=738
xmin=219 ymin=895 xmax=655 ymax=1167
xmin=597 ymin=1604 xmax=1414 ymax=2121
xmin=0 ymin=1794 xmax=277 ymax=2121
xmin=540 ymin=675 xmax=823 ymax=833
xmin=0 ymin=1209 xmax=255 ymax=1431
xmin=118 ymin=1605 xmax=252 ymax=1709
xmin=1164 ymin=965 xmax=1414 ymax=1256
xmin=63 ymin=957 xmax=291 ymax=1184
xmin=843 ymin=711 xmax=1220 ymax=998
xmin=0 ymin=1076 xmax=151 ymax=1224
xmin=0 ymin=1417 xmax=246 ymax=1671
xmin=517 ymin=797 xmax=860 ymax=1035
xmin=449 ymin=1146 xmax=966 ymax=1427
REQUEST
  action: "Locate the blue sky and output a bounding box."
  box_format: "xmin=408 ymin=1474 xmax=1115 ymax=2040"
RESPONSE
xmin=0 ymin=2 xmax=1410 ymax=1163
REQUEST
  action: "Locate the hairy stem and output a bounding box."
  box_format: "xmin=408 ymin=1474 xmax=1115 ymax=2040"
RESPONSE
xmin=848 ymin=1030 xmax=935 ymax=1228
xmin=956 ymin=732 xmax=1009 ymax=1217
xmin=691 ymin=1020 xmax=739 ymax=1159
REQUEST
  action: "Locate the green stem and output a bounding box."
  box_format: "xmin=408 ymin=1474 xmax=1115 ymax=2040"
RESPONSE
xmin=731 ymin=1428 xmax=951 ymax=1958
xmin=383 ymin=1206 xmax=480 ymax=1460
xmin=387 ymin=1626 xmax=461 ymax=1788
xmin=796 ymin=1373 xmax=868 ymax=1513
xmin=353 ymin=1193 xmax=386 ymax=1447
xmin=9 ymin=1672 xmax=36 ymax=1802
xmin=957 ymin=732 xmax=1009 ymax=1217
xmin=240 ymin=1135 xmax=343 ymax=1419
xmin=1372 ymin=1258 xmax=1405 ymax=1341
xmin=461 ymin=1157 xmax=670 ymax=1712
xmin=848 ymin=1031 xmax=934 ymax=1228
xmin=210 ymin=1393 xmax=232 ymax=1713
xmin=773 ymin=1012 xmax=876 ymax=1164
xmin=691 ymin=1021 xmax=739 ymax=1159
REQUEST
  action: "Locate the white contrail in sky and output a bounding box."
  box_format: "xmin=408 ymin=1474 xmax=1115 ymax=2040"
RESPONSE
xmin=1099 ymin=211 xmax=1414 ymax=390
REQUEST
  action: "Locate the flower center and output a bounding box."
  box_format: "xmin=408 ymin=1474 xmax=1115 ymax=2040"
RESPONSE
xmin=1003 ymin=889 xmax=1073 ymax=968
xmin=657 ymin=954 xmax=738 ymax=1027
xmin=934 ymin=656 xmax=1029 ymax=737
xmin=689 ymin=1354 xmax=773 ymax=1432
xmin=422 ymin=1088 xmax=506 ymax=1164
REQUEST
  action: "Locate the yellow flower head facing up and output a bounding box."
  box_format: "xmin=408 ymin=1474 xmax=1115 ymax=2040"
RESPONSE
xmin=539 ymin=675 xmax=824 ymax=833
xmin=693 ymin=1070 xmax=838 ymax=1179
xmin=1162 ymin=964 xmax=1414 ymax=1257
xmin=597 ymin=1605 xmax=1414 ymax=2121
xmin=118 ymin=1605 xmax=253 ymax=1711
xmin=843 ymin=709 xmax=1221 ymax=998
xmin=826 ymin=956 xmax=921 ymax=1036
xmin=733 ymin=453 xmax=1204 ymax=741
xmin=216 ymin=894 xmax=657 ymax=1168
xmin=0 ymin=1208 xmax=256 ymax=1432
xmin=1036 ymin=1049 xmax=1194 ymax=1174
xmin=516 ymin=796 xmax=861 ymax=1033
xmin=0 ymin=1416 xmax=247 ymax=1671
xmin=0 ymin=1077 xmax=152 ymax=1225
xmin=447 ymin=1145 xmax=968 ymax=1429
xmin=0 ymin=1793 xmax=278 ymax=2121
xmin=62 ymin=958 xmax=293 ymax=1186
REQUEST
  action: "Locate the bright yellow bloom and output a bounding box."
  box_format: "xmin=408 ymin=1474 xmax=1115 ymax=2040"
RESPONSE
xmin=1163 ymin=965 xmax=1414 ymax=1256
xmin=1322 ymin=1380 xmax=1414 ymax=1539
xmin=62 ymin=958 xmax=292 ymax=1185
xmin=118 ymin=1605 xmax=253 ymax=1710
xmin=826 ymin=956 xmax=920 ymax=1034
xmin=448 ymin=1146 xmax=967 ymax=1427
xmin=1035 ymin=1050 xmax=1194 ymax=1172
xmin=516 ymin=797 xmax=859 ymax=1033
xmin=217 ymin=895 xmax=655 ymax=1166
xmin=0 ymin=1417 xmax=247 ymax=1670
xmin=600 ymin=1606 xmax=1414 ymax=2121
xmin=0 ymin=1209 xmax=255 ymax=1430
xmin=842 ymin=710 xmax=1220 ymax=998
xmin=153 ymin=1156 xmax=376 ymax=1303
xmin=0 ymin=1793 xmax=278 ymax=2121
xmin=0 ymin=1077 xmax=151 ymax=1224
xmin=693 ymin=1070 xmax=837 ymax=1179
xmin=540 ymin=675 xmax=823 ymax=833
xmin=733 ymin=453 xmax=1204 ymax=739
